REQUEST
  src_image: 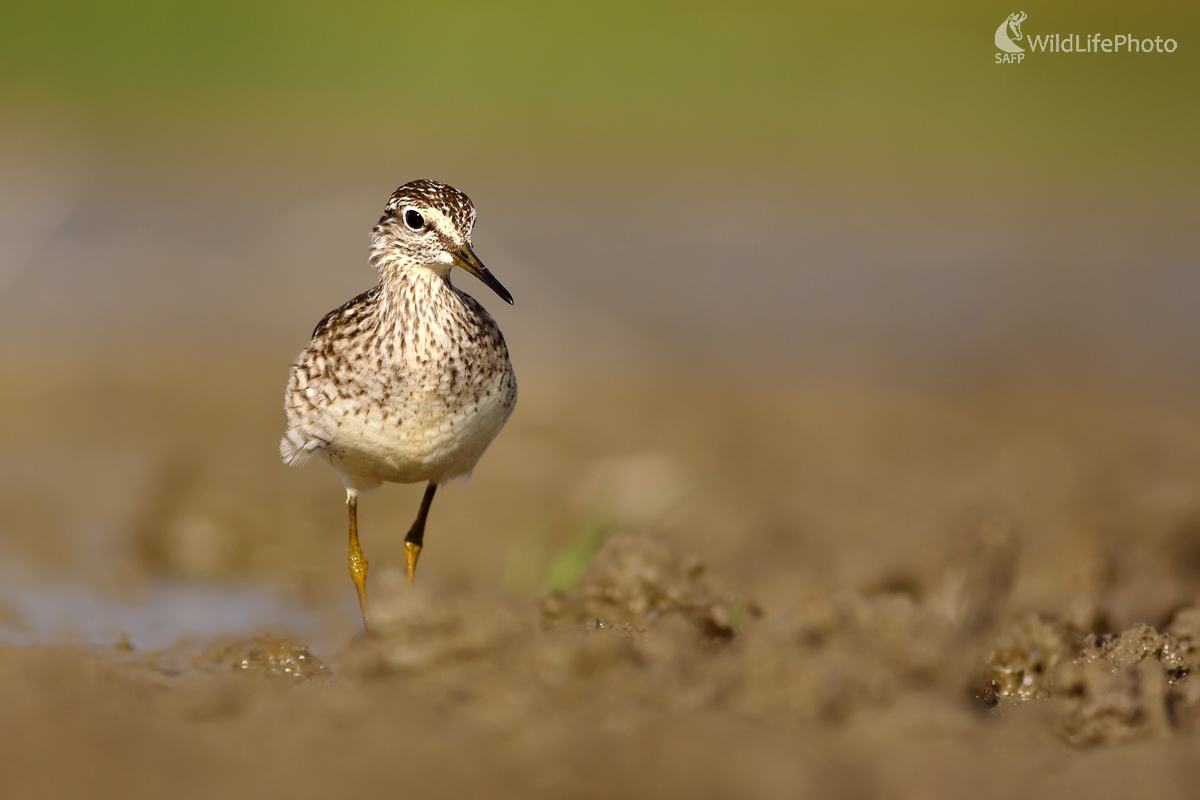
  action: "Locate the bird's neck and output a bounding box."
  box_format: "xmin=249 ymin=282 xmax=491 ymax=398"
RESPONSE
xmin=374 ymin=263 xmax=458 ymax=322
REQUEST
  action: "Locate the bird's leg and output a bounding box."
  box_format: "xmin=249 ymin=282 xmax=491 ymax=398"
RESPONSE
xmin=404 ymin=482 xmax=438 ymax=585
xmin=346 ymin=490 xmax=372 ymax=634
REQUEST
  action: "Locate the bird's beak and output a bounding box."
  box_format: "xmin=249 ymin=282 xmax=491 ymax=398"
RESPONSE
xmin=450 ymin=245 xmax=514 ymax=305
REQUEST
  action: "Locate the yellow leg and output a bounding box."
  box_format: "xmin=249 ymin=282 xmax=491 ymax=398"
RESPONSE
xmin=346 ymin=490 xmax=372 ymax=634
xmin=404 ymin=540 xmax=422 ymax=586
xmin=403 ymin=482 xmax=438 ymax=586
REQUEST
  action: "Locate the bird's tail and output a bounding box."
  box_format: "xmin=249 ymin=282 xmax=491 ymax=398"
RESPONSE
xmin=280 ymin=429 xmax=320 ymax=466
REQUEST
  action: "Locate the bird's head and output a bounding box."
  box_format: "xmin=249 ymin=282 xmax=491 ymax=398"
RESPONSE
xmin=370 ymin=179 xmax=513 ymax=305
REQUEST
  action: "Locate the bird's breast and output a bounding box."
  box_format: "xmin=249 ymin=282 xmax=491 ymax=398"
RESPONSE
xmin=326 ymin=357 xmax=515 ymax=484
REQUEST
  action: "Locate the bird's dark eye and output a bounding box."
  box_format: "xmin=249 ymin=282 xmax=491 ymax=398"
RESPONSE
xmin=403 ymin=209 xmax=425 ymax=230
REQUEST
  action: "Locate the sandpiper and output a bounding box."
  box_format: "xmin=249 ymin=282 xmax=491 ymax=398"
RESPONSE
xmin=281 ymin=179 xmax=517 ymax=633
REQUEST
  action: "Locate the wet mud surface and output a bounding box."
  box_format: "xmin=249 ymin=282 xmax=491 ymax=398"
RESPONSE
xmin=4 ymin=363 xmax=1200 ymax=798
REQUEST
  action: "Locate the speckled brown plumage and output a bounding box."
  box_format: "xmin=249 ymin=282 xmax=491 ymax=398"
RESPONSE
xmin=279 ymin=179 xmax=516 ymax=630
xmin=282 ymin=179 xmax=516 ymax=488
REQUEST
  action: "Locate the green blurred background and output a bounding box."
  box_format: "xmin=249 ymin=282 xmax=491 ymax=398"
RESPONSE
xmin=2 ymin=1 xmax=1196 ymax=188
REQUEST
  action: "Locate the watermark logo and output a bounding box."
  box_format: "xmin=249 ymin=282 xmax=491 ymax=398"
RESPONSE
xmin=995 ymin=12 xmax=1027 ymax=55
xmin=995 ymin=12 xmax=1178 ymax=64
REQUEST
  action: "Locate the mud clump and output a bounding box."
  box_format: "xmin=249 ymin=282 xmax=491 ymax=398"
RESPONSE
xmin=735 ymin=591 xmax=963 ymax=721
xmin=728 ymin=510 xmax=1021 ymax=722
xmin=1052 ymin=658 xmax=1173 ymax=745
xmin=341 ymin=582 xmax=523 ymax=678
xmin=533 ymin=535 xmax=761 ymax=717
xmin=538 ymin=534 xmax=759 ymax=640
xmin=986 ymin=611 xmax=1200 ymax=745
xmin=985 ymin=613 xmax=1083 ymax=701
xmin=200 ymin=636 xmax=331 ymax=681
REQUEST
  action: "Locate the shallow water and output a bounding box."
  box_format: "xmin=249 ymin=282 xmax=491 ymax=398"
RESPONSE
xmin=0 ymin=569 xmax=335 ymax=651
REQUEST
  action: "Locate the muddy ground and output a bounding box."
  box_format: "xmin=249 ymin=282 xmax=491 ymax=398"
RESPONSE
xmin=4 ymin=354 xmax=1200 ymax=799
xmin=1 ymin=149 xmax=1197 ymax=797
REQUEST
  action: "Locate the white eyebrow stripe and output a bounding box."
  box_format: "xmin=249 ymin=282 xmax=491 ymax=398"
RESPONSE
xmin=423 ymin=208 xmax=461 ymax=241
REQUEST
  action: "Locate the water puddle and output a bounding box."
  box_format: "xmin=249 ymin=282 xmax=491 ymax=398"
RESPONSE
xmin=0 ymin=569 xmax=344 ymax=654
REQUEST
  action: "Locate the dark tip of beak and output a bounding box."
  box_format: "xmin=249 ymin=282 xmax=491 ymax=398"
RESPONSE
xmin=451 ymin=246 xmax=514 ymax=305
xmin=481 ymin=269 xmax=515 ymax=306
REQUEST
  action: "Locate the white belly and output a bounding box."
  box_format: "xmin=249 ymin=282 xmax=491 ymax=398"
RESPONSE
xmin=323 ymin=378 xmax=513 ymax=491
